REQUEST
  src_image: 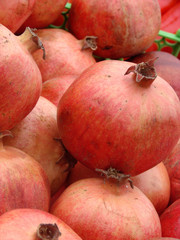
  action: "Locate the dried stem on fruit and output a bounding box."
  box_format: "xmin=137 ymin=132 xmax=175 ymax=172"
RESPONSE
xmin=82 ymin=36 xmax=98 ymax=51
xmin=27 ymin=27 xmax=46 ymax=60
xmin=96 ymin=167 xmax=134 ymax=188
xmin=37 ymin=223 xmax=61 ymax=240
xmin=124 ymin=58 xmax=158 ymax=82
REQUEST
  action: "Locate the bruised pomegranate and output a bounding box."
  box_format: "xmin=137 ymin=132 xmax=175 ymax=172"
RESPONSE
xmin=31 ymin=28 xmax=96 ymax=82
xmin=0 ymin=132 xmax=50 ymax=216
xmin=3 ymin=97 xmax=71 ymax=195
xmin=0 ymin=208 xmax=82 ymax=240
xmin=41 ymin=75 xmax=77 ymax=106
xmin=68 ymin=0 xmax=161 ymax=59
xmin=50 ymin=178 xmax=161 ymax=240
xmin=0 ymin=24 xmax=42 ymax=132
xmin=129 ymin=51 xmax=180 ymax=99
xmin=57 ymin=60 xmax=180 ymax=176
xmin=0 ymin=0 xmax=35 ymax=33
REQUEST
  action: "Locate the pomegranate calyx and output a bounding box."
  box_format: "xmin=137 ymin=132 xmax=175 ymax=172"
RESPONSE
xmin=37 ymin=223 xmax=61 ymax=240
xmin=95 ymin=167 xmax=134 ymax=188
xmin=125 ymin=57 xmax=158 ymax=83
xmin=27 ymin=27 xmax=46 ymax=60
xmin=82 ymin=36 xmax=98 ymax=51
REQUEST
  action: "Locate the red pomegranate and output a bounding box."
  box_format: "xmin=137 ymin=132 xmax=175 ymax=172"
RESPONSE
xmin=0 ymin=0 xmax=35 ymax=33
xmin=129 ymin=51 xmax=180 ymax=99
xmin=17 ymin=0 xmax=68 ymax=31
xmin=3 ymin=96 xmax=71 ymax=195
xmin=68 ymin=161 xmax=170 ymax=215
xmin=132 ymin=162 xmax=170 ymax=215
xmin=0 ymin=24 xmax=42 ymax=132
xmin=0 ymin=132 xmax=50 ymax=216
xmin=50 ymin=178 xmax=161 ymax=240
xmin=57 ymin=60 xmax=180 ymax=176
xmin=31 ymin=28 xmax=97 ymax=82
xmin=0 ymin=208 xmax=82 ymax=240
xmin=160 ymin=199 xmax=180 ymax=238
xmin=41 ymin=75 xmax=77 ymax=106
xmin=68 ymin=0 xmax=161 ymax=59
xmin=163 ymin=139 xmax=180 ymax=204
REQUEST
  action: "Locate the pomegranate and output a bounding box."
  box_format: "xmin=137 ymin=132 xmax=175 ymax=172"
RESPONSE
xmin=0 ymin=132 xmax=50 ymax=216
xmin=0 ymin=24 xmax=42 ymax=132
xmin=0 ymin=0 xmax=35 ymax=33
xmin=3 ymin=96 xmax=72 ymax=195
xmin=17 ymin=0 xmax=68 ymax=31
xmin=50 ymin=183 xmax=67 ymax=207
xmin=41 ymin=75 xmax=77 ymax=106
xmin=50 ymin=178 xmax=161 ymax=240
xmin=57 ymin=60 xmax=180 ymax=176
xmin=129 ymin=51 xmax=180 ymax=99
xmin=68 ymin=161 xmax=170 ymax=215
xmin=163 ymin=139 xmax=180 ymax=204
xmin=31 ymin=28 xmax=97 ymax=82
xmin=132 ymin=162 xmax=170 ymax=215
xmin=68 ymin=0 xmax=161 ymax=59
xmin=0 ymin=208 xmax=82 ymax=240
xmin=160 ymin=199 xmax=180 ymax=238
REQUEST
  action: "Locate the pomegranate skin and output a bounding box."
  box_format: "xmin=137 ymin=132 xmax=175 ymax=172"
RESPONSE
xmin=57 ymin=60 xmax=180 ymax=176
xmin=68 ymin=0 xmax=161 ymax=59
xmin=0 ymin=145 xmax=50 ymax=216
xmin=160 ymin=199 xmax=180 ymax=238
xmin=32 ymin=28 xmax=96 ymax=82
xmin=163 ymin=139 xmax=180 ymax=204
xmin=0 ymin=208 xmax=83 ymax=240
xmin=0 ymin=0 xmax=35 ymax=33
xmin=132 ymin=162 xmax=170 ymax=215
xmin=18 ymin=0 xmax=68 ymax=31
xmin=68 ymin=161 xmax=170 ymax=215
xmin=41 ymin=75 xmax=77 ymax=106
xmin=0 ymin=24 xmax=42 ymax=131
xmin=3 ymin=97 xmax=70 ymax=196
xmin=50 ymin=178 xmax=161 ymax=240
xmin=129 ymin=51 xmax=180 ymax=99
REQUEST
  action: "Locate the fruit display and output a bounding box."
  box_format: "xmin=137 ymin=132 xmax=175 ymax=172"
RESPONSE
xmin=0 ymin=0 xmax=180 ymax=239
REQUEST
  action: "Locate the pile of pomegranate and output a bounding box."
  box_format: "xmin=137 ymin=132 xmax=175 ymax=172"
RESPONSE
xmin=0 ymin=0 xmax=180 ymax=239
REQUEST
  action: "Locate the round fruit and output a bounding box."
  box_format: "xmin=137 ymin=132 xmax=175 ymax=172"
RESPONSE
xmin=57 ymin=60 xmax=180 ymax=176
